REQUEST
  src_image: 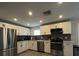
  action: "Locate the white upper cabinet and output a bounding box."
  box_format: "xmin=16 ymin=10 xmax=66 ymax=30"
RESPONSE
xmin=62 ymin=22 xmax=71 ymax=34
xmin=0 ymin=22 xmax=30 ymax=35
xmin=50 ymin=23 xmax=63 ymax=29
xmin=50 ymin=24 xmax=57 ymax=29
xmin=57 ymin=23 xmax=63 ymax=28
xmin=16 ymin=26 xmax=30 ymax=35
xmin=40 ymin=25 xmax=51 ymax=35
xmin=40 ymin=21 xmax=71 ymax=35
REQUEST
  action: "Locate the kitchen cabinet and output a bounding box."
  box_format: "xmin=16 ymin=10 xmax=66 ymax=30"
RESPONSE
xmin=28 ymin=40 xmax=51 ymax=52
xmin=62 ymin=22 xmax=71 ymax=34
xmin=0 ymin=22 xmax=30 ymax=35
xmin=16 ymin=26 xmax=30 ymax=35
xmin=32 ymin=41 xmax=37 ymax=50
xmin=17 ymin=40 xmax=73 ymax=56
xmin=57 ymin=23 xmax=63 ymax=28
xmin=17 ymin=41 xmax=23 ymax=53
xmin=44 ymin=40 xmax=51 ymax=53
xmin=50 ymin=24 xmax=57 ymax=29
xmin=40 ymin=25 xmax=51 ymax=35
xmin=50 ymin=23 xmax=63 ymax=29
xmin=63 ymin=41 xmax=73 ymax=56
xmin=40 ymin=21 xmax=71 ymax=35
xmin=51 ymin=22 xmax=71 ymax=34
xmin=28 ymin=41 xmax=37 ymax=50
xmin=17 ymin=41 xmax=28 ymax=53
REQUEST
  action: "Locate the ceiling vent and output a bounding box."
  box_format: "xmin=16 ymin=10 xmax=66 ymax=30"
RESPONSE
xmin=43 ymin=10 xmax=51 ymax=16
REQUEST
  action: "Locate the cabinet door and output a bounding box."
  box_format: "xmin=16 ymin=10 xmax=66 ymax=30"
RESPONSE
xmin=40 ymin=25 xmax=51 ymax=35
xmin=17 ymin=42 xmax=23 ymax=53
xmin=28 ymin=41 xmax=31 ymax=49
xmin=44 ymin=40 xmax=51 ymax=53
xmin=62 ymin=22 xmax=71 ymax=34
xmin=63 ymin=41 xmax=73 ymax=56
xmin=57 ymin=23 xmax=63 ymax=28
xmin=22 ymin=41 xmax=28 ymax=51
xmin=50 ymin=23 xmax=63 ymax=29
xmin=16 ymin=26 xmax=30 ymax=35
xmin=28 ymin=41 xmax=37 ymax=50
xmin=32 ymin=41 xmax=37 ymax=50
xmin=50 ymin=24 xmax=58 ymax=29
xmin=17 ymin=41 xmax=28 ymax=53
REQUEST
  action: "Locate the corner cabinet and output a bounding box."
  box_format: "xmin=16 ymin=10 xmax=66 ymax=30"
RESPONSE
xmin=17 ymin=41 xmax=28 ymax=53
xmin=16 ymin=26 xmax=30 ymax=35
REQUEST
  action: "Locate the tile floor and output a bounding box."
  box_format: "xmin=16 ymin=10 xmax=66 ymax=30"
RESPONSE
xmin=18 ymin=50 xmax=52 ymax=56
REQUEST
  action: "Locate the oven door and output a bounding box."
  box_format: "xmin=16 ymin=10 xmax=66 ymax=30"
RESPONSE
xmin=51 ymin=42 xmax=63 ymax=56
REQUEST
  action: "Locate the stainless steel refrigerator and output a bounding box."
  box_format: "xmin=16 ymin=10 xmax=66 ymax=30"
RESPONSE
xmin=0 ymin=27 xmax=17 ymax=56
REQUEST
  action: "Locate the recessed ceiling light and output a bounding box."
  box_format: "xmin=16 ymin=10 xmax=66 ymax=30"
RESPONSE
xmin=59 ymin=14 xmax=63 ymax=19
xmin=27 ymin=23 xmax=30 ymax=26
xmin=28 ymin=11 xmax=32 ymax=16
xmin=40 ymin=20 xmax=43 ymax=23
xmin=13 ymin=18 xmax=18 ymax=21
xmin=58 ymin=2 xmax=63 ymax=4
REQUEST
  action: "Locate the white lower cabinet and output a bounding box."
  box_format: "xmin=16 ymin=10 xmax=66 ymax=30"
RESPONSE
xmin=17 ymin=41 xmax=28 ymax=53
xmin=44 ymin=40 xmax=51 ymax=53
xmin=17 ymin=40 xmax=73 ymax=56
xmin=32 ymin=41 xmax=37 ymax=50
xmin=63 ymin=41 xmax=73 ymax=56
xmin=28 ymin=41 xmax=33 ymax=50
xmin=28 ymin=41 xmax=37 ymax=50
xmin=17 ymin=40 xmax=51 ymax=54
xmin=17 ymin=42 xmax=23 ymax=53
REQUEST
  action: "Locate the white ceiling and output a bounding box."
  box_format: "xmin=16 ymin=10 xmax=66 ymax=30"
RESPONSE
xmin=0 ymin=2 xmax=79 ymax=27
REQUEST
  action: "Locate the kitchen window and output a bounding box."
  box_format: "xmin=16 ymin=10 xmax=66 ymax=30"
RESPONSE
xmin=34 ymin=30 xmax=40 ymax=35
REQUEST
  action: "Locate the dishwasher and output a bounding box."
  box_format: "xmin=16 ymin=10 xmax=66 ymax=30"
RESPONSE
xmin=37 ymin=41 xmax=44 ymax=52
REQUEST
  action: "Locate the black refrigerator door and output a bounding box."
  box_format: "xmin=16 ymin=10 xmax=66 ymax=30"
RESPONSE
xmin=0 ymin=27 xmax=3 ymax=56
